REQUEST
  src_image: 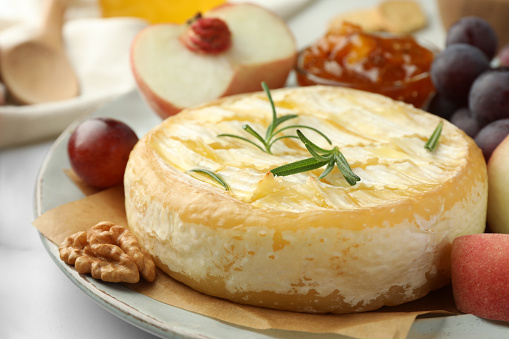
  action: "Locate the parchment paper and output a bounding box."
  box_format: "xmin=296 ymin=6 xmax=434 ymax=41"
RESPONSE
xmin=33 ymin=181 xmax=461 ymax=339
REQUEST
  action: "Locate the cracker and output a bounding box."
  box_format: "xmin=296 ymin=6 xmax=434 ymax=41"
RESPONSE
xmin=328 ymin=8 xmax=386 ymax=33
xmin=378 ymin=0 xmax=427 ymax=34
xmin=328 ymin=0 xmax=427 ymax=35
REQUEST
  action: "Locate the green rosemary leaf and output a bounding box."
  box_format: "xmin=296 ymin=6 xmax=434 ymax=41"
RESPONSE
xmin=268 ymin=129 xmax=360 ymax=185
xmin=271 ymin=157 xmax=328 ymax=177
xmin=273 ymin=114 xmax=299 ymax=129
xmin=218 ymin=82 xmax=332 ymax=154
xmin=217 ymin=133 xmax=265 ymax=152
xmin=318 ymin=160 xmax=336 ymax=180
xmin=274 ymin=125 xmax=332 ymax=145
xmin=243 ymin=124 xmax=266 ymax=145
xmin=268 ymin=135 xmax=299 ymax=148
xmin=187 ymin=169 xmax=230 ymax=191
xmin=424 ymin=121 xmax=443 ymax=152
xmin=296 ymin=130 xmax=331 ymax=154
xmin=303 ymin=142 xmax=332 ymax=162
xmin=262 ymin=81 xmax=278 ymax=139
xmin=334 ymin=152 xmax=361 ymax=186
xmin=261 ymin=81 xmax=276 ymax=119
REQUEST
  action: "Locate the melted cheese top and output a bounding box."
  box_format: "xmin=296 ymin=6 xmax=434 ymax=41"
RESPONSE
xmin=148 ymin=86 xmax=468 ymax=212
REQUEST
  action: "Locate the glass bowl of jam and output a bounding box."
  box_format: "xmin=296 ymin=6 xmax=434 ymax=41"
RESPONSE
xmin=295 ymin=22 xmax=438 ymax=108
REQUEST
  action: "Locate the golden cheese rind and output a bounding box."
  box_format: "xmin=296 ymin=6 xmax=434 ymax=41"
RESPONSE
xmin=124 ymin=86 xmax=487 ymax=314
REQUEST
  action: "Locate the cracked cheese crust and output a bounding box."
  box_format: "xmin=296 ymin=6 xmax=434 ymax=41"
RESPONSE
xmin=124 ymin=86 xmax=487 ymax=314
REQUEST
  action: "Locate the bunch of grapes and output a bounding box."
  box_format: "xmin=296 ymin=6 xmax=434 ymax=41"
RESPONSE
xmin=427 ymin=16 xmax=509 ymax=160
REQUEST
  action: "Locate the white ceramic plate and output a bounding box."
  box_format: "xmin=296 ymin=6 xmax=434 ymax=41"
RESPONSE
xmin=34 ymin=90 xmax=509 ymax=339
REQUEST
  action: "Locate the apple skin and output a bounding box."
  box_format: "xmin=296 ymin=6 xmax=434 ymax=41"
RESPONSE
xmin=132 ymin=47 xmax=294 ymax=119
xmin=451 ymin=233 xmax=509 ymax=322
xmin=487 ymin=134 xmax=509 ymax=234
xmin=130 ymin=3 xmax=297 ymax=120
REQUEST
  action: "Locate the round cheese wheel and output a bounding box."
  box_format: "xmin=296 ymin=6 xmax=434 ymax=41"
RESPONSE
xmin=124 ymin=86 xmax=487 ymax=314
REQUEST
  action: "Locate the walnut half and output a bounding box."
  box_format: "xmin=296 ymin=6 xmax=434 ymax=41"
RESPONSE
xmin=59 ymin=221 xmax=156 ymax=283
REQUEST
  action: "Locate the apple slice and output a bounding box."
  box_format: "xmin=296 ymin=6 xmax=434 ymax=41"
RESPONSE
xmin=131 ymin=3 xmax=297 ymax=119
xmin=487 ymin=134 xmax=509 ymax=234
xmin=451 ymin=234 xmax=509 ymax=322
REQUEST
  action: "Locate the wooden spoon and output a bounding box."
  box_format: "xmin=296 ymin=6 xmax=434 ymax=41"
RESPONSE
xmin=0 ymin=0 xmax=79 ymax=105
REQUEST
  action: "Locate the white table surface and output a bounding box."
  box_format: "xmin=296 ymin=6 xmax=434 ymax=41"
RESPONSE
xmin=0 ymin=1 xmax=446 ymax=338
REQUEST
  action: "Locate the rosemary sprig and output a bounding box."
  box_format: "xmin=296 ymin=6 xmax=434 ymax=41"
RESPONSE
xmin=218 ymin=81 xmax=331 ymax=154
xmin=424 ymin=121 xmax=443 ymax=152
xmin=271 ymin=130 xmax=361 ymax=186
xmin=187 ymin=168 xmax=230 ymax=191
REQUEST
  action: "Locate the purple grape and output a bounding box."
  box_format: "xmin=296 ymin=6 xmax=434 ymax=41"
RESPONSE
xmin=431 ymin=44 xmax=490 ymax=102
xmin=450 ymin=107 xmax=482 ymax=138
xmin=446 ymin=16 xmax=498 ymax=59
xmin=68 ymin=118 xmax=139 ymax=188
xmin=426 ymin=93 xmax=460 ymax=119
xmin=474 ymin=119 xmax=509 ymax=160
xmin=469 ymin=67 xmax=509 ymax=124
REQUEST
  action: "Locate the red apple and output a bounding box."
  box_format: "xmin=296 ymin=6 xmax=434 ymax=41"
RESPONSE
xmin=130 ymin=3 xmax=297 ymax=119
xmin=451 ymin=233 xmax=509 ymax=322
xmin=487 ymin=134 xmax=509 ymax=234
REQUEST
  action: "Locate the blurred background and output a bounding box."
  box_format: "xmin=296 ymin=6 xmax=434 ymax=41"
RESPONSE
xmin=1 ymin=1 xmax=509 ymax=339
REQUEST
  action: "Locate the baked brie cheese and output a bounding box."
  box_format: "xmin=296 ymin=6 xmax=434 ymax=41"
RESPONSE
xmin=124 ymin=86 xmax=487 ymax=314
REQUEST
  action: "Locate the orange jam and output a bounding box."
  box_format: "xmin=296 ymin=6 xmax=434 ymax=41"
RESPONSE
xmin=296 ymin=22 xmax=436 ymax=108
